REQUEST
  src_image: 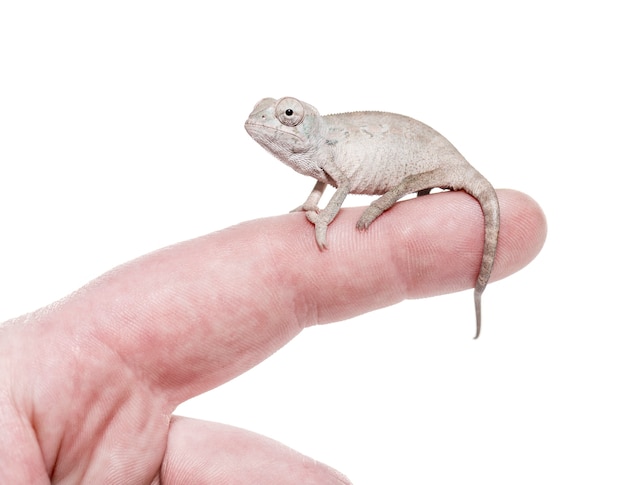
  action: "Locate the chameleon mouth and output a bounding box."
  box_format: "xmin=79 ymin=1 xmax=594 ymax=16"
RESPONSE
xmin=244 ymin=121 xmax=301 ymax=142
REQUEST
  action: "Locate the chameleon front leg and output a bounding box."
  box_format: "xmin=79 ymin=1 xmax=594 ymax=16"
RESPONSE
xmin=290 ymin=180 xmax=327 ymax=213
xmin=306 ymin=183 xmax=351 ymax=250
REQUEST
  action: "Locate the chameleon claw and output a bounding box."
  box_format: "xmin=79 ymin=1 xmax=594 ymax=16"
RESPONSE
xmin=355 ymin=218 xmax=372 ymax=231
xmin=356 ymin=205 xmax=383 ymax=230
xmin=315 ymin=224 xmax=328 ymax=250
xmin=355 ymin=218 xmax=369 ymax=231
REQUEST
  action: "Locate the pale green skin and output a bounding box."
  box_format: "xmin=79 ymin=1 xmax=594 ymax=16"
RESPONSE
xmin=245 ymin=97 xmax=499 ymax=338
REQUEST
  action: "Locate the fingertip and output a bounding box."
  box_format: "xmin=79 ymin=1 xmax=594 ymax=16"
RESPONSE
xmin=162 ymin=418 xmax=353 ymax=485
xmin=491 ymin=189 xmax=547 ymax=282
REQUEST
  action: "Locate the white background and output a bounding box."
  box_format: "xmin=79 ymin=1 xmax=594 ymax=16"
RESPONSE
xmin=1 ymin=1 xmax=624 ymax=483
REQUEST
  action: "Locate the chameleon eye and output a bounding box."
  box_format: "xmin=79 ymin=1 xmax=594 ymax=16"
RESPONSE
xmin=275 ymin=97 xmax=304 ymax=126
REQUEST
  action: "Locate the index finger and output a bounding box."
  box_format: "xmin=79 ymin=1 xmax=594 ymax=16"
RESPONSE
xmin=30 ymin=189 xmax=547 ymax=407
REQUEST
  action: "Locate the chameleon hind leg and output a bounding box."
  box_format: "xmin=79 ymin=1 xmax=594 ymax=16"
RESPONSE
xmin=356 ymin=170 xmax=446 ymax=230
xmin=357 ymin=169 xmax=498 ymax=340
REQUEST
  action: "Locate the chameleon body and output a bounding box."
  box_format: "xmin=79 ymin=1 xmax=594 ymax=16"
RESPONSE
xmin=245 ymin=97 xmax=500 ymax=338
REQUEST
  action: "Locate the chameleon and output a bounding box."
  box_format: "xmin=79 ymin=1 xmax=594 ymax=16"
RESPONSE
xmin=244 ymin=97 xmax=500 ymax=338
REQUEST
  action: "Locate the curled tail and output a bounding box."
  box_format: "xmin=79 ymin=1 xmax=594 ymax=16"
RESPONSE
xmin=463 ymin=172 xmax=500 ymax=339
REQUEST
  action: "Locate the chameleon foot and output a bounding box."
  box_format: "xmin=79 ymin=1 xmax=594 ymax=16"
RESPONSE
xmin=356 ymin=206 xmax=384 ymax=230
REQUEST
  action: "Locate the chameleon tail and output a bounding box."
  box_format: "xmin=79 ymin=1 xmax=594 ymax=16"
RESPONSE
xmin=464 ymin=173 xmax=500 ymax=339
xmin=474 ymin=290 xmax=483 ymax=339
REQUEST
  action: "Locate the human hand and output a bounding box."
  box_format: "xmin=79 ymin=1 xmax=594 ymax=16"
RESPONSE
xmin=0 ymin=189 xmax=546 ymax=484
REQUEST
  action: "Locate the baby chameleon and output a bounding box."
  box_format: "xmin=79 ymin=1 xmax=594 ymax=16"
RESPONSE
xmin=245 ymin=97 xmax=500 ymax=338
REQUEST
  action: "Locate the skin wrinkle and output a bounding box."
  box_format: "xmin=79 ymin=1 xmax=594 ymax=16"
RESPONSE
xmin=349 ymin=210 xmax=410 ymax=302
xmin=119 ymin=228 xmax=301 ymax=402
xmin=11 ymin=297 xmax=169 ymax=482
xmin=334 ymin=209 xmax=428 ymax=321
xmin=51 ymin=351 xmax=130 ymax=480
xmin=248 ymin=230 xmax=307 ymax=336
xmin=254 ymin=211 xmax=345 ymax=329
xmin=18 ymin=317 xmax=80 ymax=474
xmin=376 ymin=198 xmax=446 ymax=300
xmin=213 ymin=237 xmax=303 ymax=380
xmin=50 ymin=372 xmax=169 ymax=483
xmin=266 ymin=249 xmax=317 ymax=332
xmin=0 ymin=385 xmax=48 ymax=484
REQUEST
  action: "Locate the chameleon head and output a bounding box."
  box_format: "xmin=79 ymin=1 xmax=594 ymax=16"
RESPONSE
xmin=244 ymin=97 xmax=328 ymax=178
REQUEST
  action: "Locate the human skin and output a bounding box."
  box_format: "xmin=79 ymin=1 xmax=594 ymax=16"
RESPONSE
xmin=0 ymin=189 xmax=546 ymax=484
